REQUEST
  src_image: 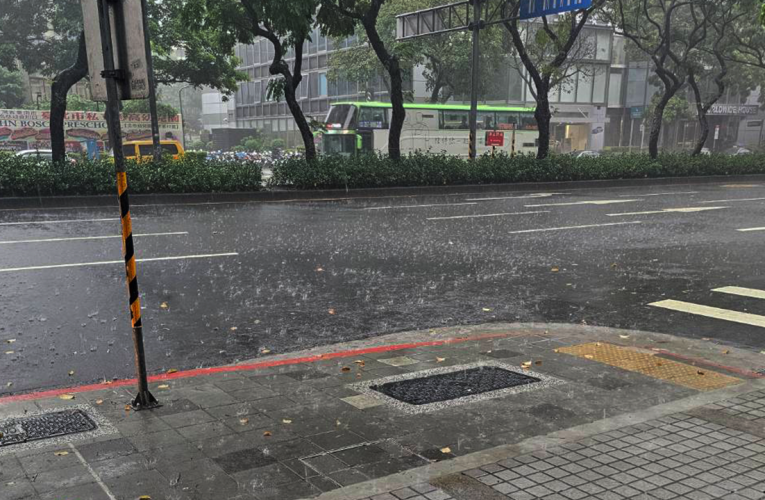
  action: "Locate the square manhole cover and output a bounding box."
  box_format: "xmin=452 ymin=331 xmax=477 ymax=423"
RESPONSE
xmin=0 ymin=409 xmax=97 ymax=447
xmin=371 ymin=366 xmax=540 ymax=405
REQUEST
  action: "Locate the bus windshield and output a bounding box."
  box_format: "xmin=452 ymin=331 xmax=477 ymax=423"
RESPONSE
xmin=325 ymin=105 xmax=354 ymax=129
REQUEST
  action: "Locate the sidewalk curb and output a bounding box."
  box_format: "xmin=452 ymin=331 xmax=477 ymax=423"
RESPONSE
xmin=314 ymin=377 xmax=765 ymax=500
xmin=3 ymin=173 xmax=765 ymax=210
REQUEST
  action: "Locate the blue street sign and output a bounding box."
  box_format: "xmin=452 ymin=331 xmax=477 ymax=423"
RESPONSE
xmin=520 ymin=0 xmax=593 ymax=20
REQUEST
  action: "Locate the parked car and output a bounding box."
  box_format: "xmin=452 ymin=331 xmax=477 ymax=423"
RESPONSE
xmin=574 ymin=150 xmax=601 ymax=158
xmin=15 ymin=149 xmax=53 ymax=160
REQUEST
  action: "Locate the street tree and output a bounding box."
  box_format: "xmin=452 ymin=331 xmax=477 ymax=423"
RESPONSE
xmin=502 ymin=0 xmax=606 ymax=159
xmin=180 ymin=0 xmax=318 ymax=159
xmin=610 ymin=0 xmax=708 ymax=159
xmin=318 ymin=0 xmax=407 ymax=159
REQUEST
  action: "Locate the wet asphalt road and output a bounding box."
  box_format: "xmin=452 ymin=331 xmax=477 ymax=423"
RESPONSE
xmin=3 ymin=180 xmax=765 ymax=394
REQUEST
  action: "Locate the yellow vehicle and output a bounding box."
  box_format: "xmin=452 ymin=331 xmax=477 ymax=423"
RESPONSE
xmin=121 ymin=140 xmax=185 ymax=160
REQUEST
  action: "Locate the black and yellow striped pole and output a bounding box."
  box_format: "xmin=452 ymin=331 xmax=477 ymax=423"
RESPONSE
xmin=97 ymin=0 xmax=158 ymax=410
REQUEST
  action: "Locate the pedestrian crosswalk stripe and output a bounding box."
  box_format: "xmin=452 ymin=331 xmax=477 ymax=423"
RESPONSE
xmin=649 ymin=299 xmax=765 ymax=328
xmin=712 ymin=286 xmax=765 ymax=300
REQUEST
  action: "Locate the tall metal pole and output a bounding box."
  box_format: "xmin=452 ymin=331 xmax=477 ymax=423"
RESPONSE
xmin=468 ymin=0 xmax=481 ymax=160
xmin=97 ymin=0 xmax=158 ymax=410
xmin=139 ymin=0 xmax=162 ymax=161
xmin=178 ymin=85 xmax=190 ymax=150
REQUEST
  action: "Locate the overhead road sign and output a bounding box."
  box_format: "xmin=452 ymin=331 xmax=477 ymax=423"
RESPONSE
xmin=519 ymin=0 xmax=593 ymax=20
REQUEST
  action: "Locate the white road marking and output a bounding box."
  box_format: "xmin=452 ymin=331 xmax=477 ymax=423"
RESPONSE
xmin=618 ymin=191 xmax=699 ymax=197
xmin=700 ymin=197 xmax=765 ymax=204
xmin=649 ymin=299 xmax=765 ymax=328
xmin=465 ymin=193 xmax=564 ymax=201
xmin=507 ymin=221 xmax=642 ymax=234
xmin=69 ymin=443 xmax=118 ymax=500
xmin=0 ymin=218 xmax=120 ymax=226
xmin=0 ymin=252 xmax=238 ymax=273
xmin=0 ymin=232 xmax=188 ymax=245
xmin=525 ymin=199 xmax=641 ymax=207
xmin=712 ymin=286 xmax=765 ymax=300
xmin=364 ymin=202 xmax=478 ymax=210
xmin=737 ymin=227 xmax=765 ymax=232
xmin=427 ymin=211 xmax=549 ymax=221
xmin=607 ymin=206 xmax=727 ymax=217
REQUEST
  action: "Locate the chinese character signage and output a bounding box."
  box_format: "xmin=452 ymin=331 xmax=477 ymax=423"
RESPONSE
xmin=0 ymin=109 xmax=182 ymax=152
xmin=485 ymin=131 xmax=505 ymax=147
xmin=520 ymin=0 xmax=593 ymax=19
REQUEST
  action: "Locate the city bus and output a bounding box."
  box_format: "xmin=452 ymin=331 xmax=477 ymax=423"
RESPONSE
xmin=320 ymin=101 xmax=538 ymax=156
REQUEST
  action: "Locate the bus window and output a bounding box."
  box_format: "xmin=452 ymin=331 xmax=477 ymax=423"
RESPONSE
xmin=358 ymin=107 xmax=388 ymax=129
xmin=441 ymin=110 xmax=469 ymax=129
xmin=520 ymin=113 xmax=538 ymax=130
xmin=138 ymin=144 xmax=154 ymax=156
xmin=325 ymin=104 xmax=354 ymax=129
xmin=477 ymin=112 xmax=495 ymax=130
xmin=161 ymin=143 xmax=179 ymax=155
xmin=122 ymin=145 xmax=136 ymax=157
xmin=496 ymin=111 xmax=519 ymax=130
xmin=322 ymin=134 xmax=356 ymax=155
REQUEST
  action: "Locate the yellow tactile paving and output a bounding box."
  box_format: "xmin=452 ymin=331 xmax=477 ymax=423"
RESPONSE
xmin=557 ymin=342 xmax=742 ymax=391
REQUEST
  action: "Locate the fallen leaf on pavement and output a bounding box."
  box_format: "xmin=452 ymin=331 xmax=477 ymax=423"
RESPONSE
xmin=584 ymin=354 xmax=594 ymax=359
xmin=722 ymin=350 xmax=730 ymax=354
xmin=553 ymin=349 xmax=559 ymax=353
xmin=619 ymin=335 xmax=630 ymax=339
xmin=535 ymin=360 xmax=542 ymax=366
xmin=316 ymin=267 xmax=324 ymax=272
xmin=5 ymin=351 xmax=14 ymax=355
xmin=697 ymin=370 xmax=705 ymax=376
xmin=59 ymin=394 xmax=74 ymax=400
xmin=282 ymin=419 xmax=292 ymax=424
xmin=436 ymin=357 xmax=446 ymax=363
xmin=341 ymin=366 xmax=351 ymax=372
xmin=440 ymin=447 xmax=452 ymax=454
xmin=239 ymin=418 xmax=249 ymax=425
xmin=336 ymin=419 xmax=342 ymax=426
xmin=160 ymin=302 xmax=168 ymax=309
xmin=95 ymin=400 xmax=103 ymax=405
xmin=157 ymin=384 xmax=170 ymax=389
xmin=328 ymin=308 xmax=336 ymax=315
xmin=551 ymin=267 xmax=559 ymax=272
xmin=230 ymin=327 xmax=238 ymax=331
xmin=6 ymin=339 xmax=15 ymax=343
xmin=354 ymin=360 xmax=365 ymax=366
xmin=139 ymin=496 xmax=152 ymax=500
xmin=595 ymin=342 xmax=602 ymax=347
xmin=54 ymin=451 xmax=69 ymax=457
xmin=6 ymin=382 xmax=12 ymax=388
xmin=482 ymin=308 xmax=492 ymax=312
xmin=521 ymin=361 xmax=532 ymax=369
xmin=702 ymin=337 xmax=711 ymax=341
xmin=68 ymin=371 xmax=74 ymax=376
xmin=263 ymin=431 xmax=272 ymax=437
xmin=167 ymin=369 xmax=178 ymax=374
xmin=260 ymin=348 xmax=271 ymax=354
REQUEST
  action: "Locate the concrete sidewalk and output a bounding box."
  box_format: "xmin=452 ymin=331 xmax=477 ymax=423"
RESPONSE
xmin=1 ymin=324 xmax=764 ymax=500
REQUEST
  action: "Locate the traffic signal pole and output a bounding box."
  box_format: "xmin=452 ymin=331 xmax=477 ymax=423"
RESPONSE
xmin=468 ymin=0 xmax=482 ymax=160
xmin=96 ymin=0 xmax=158 ymax=410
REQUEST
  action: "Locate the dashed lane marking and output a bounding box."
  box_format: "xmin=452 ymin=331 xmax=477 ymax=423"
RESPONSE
xmin=464 ymin=193 xmax=564 ymax=201
xmin=506 ymin=221 xmax=642 ymax=234
xmin=426 ymin=211 xmax=549 ymax=221
xmin=558 ymin=342 xmax=742 ymax=391
xmin=606 ymin=206 xmax=727 ymax=217
xmin=0 ymin=218 xmax=120 ymax=226
xmin=618 ymin=191 xmax=699 ymax=197
xmin=525 ymin=199 xmax=642 ymax=207
xmin=649 ymin=299 xmax=765 ymax=329
xmin=0 ymin=252 xmax=239 ymax=273
xmin=364 ymin=202 xmax=478 ymax=210
xmin=700 ymin=197 xmax=765 ymax=204
xmin=737 ymin=227 xmax=765 ymax=232
xmin=0 ymin=232 xmax=188 ymax=245
xmin=712 ymin=286 xmax=765 ymax=300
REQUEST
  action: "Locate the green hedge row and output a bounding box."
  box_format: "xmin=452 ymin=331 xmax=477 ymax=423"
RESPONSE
xmin=268 ymin=152 xmax=765 ymax=190
xmin=0 ymin=154 xmax=262 ymax=197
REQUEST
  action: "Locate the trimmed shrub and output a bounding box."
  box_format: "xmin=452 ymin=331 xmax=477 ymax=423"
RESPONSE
xmin=0 ymin=155 xmax=262 ymax=197
xmin=268 ymin=152 xmax=765 ymax=190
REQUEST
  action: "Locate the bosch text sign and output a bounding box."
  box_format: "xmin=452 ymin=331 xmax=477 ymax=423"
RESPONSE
xmin=520 ymin=0 xmax=592 ymax=19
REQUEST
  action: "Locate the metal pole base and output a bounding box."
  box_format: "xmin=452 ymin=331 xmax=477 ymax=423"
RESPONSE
xmin=131 ymin=390 xmax=161 ymax=411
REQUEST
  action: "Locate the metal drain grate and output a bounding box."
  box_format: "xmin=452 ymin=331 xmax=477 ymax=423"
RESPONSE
xmin=371 ymin=366 xmax=540 ymax=405
xmin=0 ymin=409 xmax=97 ymax=447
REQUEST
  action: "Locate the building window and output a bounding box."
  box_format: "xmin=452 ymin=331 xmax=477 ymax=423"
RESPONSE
xmin=576 ymin=69 xmax=593 ymax=103
xmin=592 ymin=67 xmax=607 ymax=103
xmin=596 ymin=31 xmax=610 ymax=61
xmin=608 ymin=72 xmax=622 ymax=107
xmin=319 ymin=73 xmax=328 ymax=96
xmin=254 ymin=81 xmax=262 ymax=103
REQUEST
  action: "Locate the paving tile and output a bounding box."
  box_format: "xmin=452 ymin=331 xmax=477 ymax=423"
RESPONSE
xmin=261 ymin=437 xmax=323 ymax=461
xmin=342 ymin=394 xmax=386 ymax=409
xmin=127 ymin=428 xmax=188 ymax=451
xmin=378 ymin=356 xmax=420 ymax=367
xmin=328 ymin=467 xmax=370 ymax=486
xmin=25 ymin=464 xmax=96 ymax=493
xmin=213 ymin=447 xmax=277 ymax=474
xmin=333 ymin=444 xmax=391 ymax=466
xmin=0 ymin=477 xmax=38 ymax=500
xmin=233 ymin=461 xmax=302 ymax=489
xmin=307 ymin=429 xmax=368 ymax=450
xmin=302 ymin=454 xmax=349 ymax=474
xmin=38 ymin=482 xmax=112 ymax=500
xmin=88 ymin=453 xmax=150 ymax=481
xmin=176 ymin=420 xmax=237 ymax=441
xmin=246 ymin=479 xmax=320 ymax=500
xmin=17 ymin=447 xmax=81 ymax=475
xmin=355 ymin=454 xmax=428 ymax=479
xmin=104 ymin=469 xmax=189 ymax=500
xmin=75 ymin=437 xmax=137 ymax=463
xmin=307 ymin=474 xmax=342 ymax=492
xmin=157 ymin=457 xmax=240 ymax=499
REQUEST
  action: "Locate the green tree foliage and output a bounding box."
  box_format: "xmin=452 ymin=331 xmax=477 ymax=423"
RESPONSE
xmin=121 ymin=99 xmax=179 ymax=118
xmin=0 ymin=66 xmax=25 ymax=108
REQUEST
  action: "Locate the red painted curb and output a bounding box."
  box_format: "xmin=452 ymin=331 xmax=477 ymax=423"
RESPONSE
xmin=0 ymin=332 xmax=511 ymax=404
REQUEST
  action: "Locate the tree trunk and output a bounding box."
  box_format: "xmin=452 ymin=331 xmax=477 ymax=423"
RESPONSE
xmin=648 ymin=91 xmax=673 ymax=159
xmin=50 ymin=32 xmax=88 ymax=163
xmin=535 ymin=89 xmax=552 ymax=159
xmin=363 ymin=18 xmax=404 ymax=160
xmin=429 ymin=82 xmax=442 ymax=104
xmin=284 ymin=81 xmax=316 ymax=160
